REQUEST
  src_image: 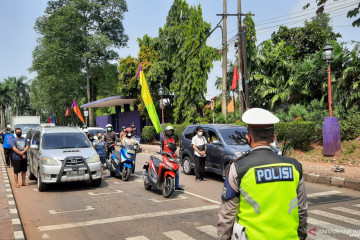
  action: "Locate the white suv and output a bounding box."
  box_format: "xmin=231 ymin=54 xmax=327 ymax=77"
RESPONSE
xmin=28 ymin=126 xmax=102 ymax=191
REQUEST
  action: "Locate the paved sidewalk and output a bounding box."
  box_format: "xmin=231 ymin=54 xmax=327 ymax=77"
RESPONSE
xmin=0 ymin=148 xmax=26 ymax=240
xmin=141 ymin=144 xmax=360 ymax=190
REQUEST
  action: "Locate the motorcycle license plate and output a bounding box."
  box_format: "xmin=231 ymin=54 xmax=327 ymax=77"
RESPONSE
xmin=66 ymin=170 xmax=85 ymax=176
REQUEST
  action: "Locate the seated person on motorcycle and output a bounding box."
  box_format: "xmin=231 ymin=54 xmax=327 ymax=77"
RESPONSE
xmin=122 ymin=127 xmax=137 ymax=175
xmin=104 ymin=124 xmax=117 ymax=160
xmin=162 ymin=126 xmax=183 ymax=191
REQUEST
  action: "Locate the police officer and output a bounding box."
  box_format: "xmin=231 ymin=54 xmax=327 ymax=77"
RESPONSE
xmin=218 ymin=108 xmax=308 ymax=240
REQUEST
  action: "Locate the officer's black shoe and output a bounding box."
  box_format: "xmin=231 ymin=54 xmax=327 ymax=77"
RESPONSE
xmin=175 ymin=187 xmax=184 ymax=191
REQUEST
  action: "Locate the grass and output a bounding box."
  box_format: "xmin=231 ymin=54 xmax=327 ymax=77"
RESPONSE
xmin=285 ymin=139 xmax=360 ymax=167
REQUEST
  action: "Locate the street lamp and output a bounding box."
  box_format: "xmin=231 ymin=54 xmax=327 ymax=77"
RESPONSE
xmin=322 ymin=40 xmax=334 ymax=117
xmin=322 ymin=40 xmax=340 ymax=156
xmin=159 ymin=84 xmax=165 ymax=126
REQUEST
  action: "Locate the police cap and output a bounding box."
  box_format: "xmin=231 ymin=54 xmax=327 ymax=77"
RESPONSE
xmin=242 ymin=108 xmax=279 ymax=127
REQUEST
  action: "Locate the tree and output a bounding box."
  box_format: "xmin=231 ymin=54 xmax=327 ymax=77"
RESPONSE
xmin=304 ymin=0 xmax=360 ymax=27
xmin=33 ymin=0 xmax=128 ymax=126
xmin=0 ymin=81 xmax=13 ymax=128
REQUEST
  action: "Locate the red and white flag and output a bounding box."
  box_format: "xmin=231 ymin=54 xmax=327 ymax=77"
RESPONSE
xmin=65 ymin=108 xmax=70 ymax=116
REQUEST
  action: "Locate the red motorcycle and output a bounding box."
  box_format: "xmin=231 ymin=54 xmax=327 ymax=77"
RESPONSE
xmin=142 ymin=151 xmax=180 ymax=198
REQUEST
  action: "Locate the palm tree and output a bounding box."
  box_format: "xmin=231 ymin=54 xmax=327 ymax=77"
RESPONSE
xmin=5 ymin=76 xmax=28 ymax=116
xmin=0 ymin=81 xmax=13 ymax=128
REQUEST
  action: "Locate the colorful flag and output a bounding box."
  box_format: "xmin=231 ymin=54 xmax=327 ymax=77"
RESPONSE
xmin=231 ymin=66 xmax=239 ymax=91
xmin=136 ymin=63 xmax=162 ymax=133
xmin=71 ymin=100 xmax=85 ymax=123
xmin=50 ymin=113 xmax=55 ymax=124
xmin=65 ymin=108 xmax=70 ymax=116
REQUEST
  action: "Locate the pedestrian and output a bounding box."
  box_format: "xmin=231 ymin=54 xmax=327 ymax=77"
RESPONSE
xmin=0 ymin=127 xmax=14 ymax=167
xmin=217 ymin=108 xmax=308 ymax=240
xmin=93 ymin=132 xmax=106 ymax=176
xmin=11 ymin=128 xmax=30 ymax=188
xmin=192 ymin=126 xmax=207 ymax=182
xmin=104 ymin=124 xmax=117 ymax=160
xmin=162 ymin=126 xmax=183 ymax=190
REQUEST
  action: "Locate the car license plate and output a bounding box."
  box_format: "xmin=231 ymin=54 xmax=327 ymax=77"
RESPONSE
xmin=66 ymin=170 xmax=85 ymax=176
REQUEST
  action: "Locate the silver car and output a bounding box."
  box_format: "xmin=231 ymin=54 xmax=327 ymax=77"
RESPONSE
xmin=28 ymin=126 xmax=102 ymax=191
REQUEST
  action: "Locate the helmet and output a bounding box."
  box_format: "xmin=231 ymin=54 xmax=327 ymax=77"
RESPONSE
xmin=106 ymin=124 xmax=113 ymax=128
xmin=125 ymin=127 xmax=133 ymax=133
xmin=122 ymin=126 xmax=126 ymax=130
xmin=164 ymin=126 xmax=174 ymax=132
xmin=83 ymin=128 xmax=89 ymax=133
xmin=242 ymin=108 xmax=279 ymax=126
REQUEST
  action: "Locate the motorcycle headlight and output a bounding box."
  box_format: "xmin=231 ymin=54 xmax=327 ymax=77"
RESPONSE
xmin=42 ymin=157 xmax=60 ymax=166
xmin=89 ymin=154 xmax=100 ymax=163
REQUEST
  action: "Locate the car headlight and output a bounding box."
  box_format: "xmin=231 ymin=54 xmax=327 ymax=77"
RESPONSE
xmin=42 ymin=157 xmax=60 ymax=166
xmin=89 ymin=154 xmax=100 ymax=163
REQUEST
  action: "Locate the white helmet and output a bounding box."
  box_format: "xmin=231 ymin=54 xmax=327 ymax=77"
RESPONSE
xmin=106 ymin=124 xmax=113 ymax=128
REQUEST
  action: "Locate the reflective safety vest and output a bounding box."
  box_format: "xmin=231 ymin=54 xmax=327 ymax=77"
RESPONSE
xmin=234 ymin=150 xmax=301 ymax=240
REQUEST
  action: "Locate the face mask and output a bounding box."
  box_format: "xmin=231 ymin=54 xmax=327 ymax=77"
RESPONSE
xmin=107 ymin=128 xmax=112 ymax=132
xmin=16 ymin=132 xmax=22 ymax=137
xmin=198 ymin=132 xmax=203 ymax=136
xmin=127 ymin=133 xmax=132 ymax=137
xmin=165 ymin=132 xmax=173 ymax=137
xmin=5 ymin=131 xmax=11 ymax=134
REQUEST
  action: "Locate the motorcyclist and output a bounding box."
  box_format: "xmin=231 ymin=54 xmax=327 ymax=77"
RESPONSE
xmin=120 ymin=126 xmax=126 ymax=142
xmin=162 ymin=126 xmax=183 ymax=191
xmin=122 ymin=127 xmax=137 ymax=176
xmin=104 ymin=124 xmax=117 ymax=160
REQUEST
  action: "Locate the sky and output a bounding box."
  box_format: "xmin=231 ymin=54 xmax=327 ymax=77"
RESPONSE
xmin=0 ymin=0 xmax=359 ymax=100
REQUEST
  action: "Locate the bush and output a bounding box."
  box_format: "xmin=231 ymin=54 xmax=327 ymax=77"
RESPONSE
xmin=339 ymin=112 xmax=360 ymax=141
xmin=275 ymin=121 xmax=315 ymax=149
xmin=142 ymin=126 xmax=157 ymax=143
xmin=174 ymin=122 xmax=189 ymax=142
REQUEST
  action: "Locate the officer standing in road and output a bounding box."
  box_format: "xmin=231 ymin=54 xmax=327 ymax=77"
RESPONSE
xmin=218 ymin=108 xmax=308 ymax=240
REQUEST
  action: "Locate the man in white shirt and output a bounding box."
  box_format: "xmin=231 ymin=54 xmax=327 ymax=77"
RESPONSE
xmin=191 ymin=126 xmax=207 ymax=182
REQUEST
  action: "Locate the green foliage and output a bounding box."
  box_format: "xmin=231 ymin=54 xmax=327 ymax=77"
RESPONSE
xmin=275 ymin=122 xmax=315 ymax=149
xmin=339 ymin=110 xmax=360 ymax=141
xmin=117 ymin=56 xmax=139 ymax=98
xmin=141 ymin=126 xmax=157 ymax=143
xmin=173 ymin=122 xmax=190 ymax=142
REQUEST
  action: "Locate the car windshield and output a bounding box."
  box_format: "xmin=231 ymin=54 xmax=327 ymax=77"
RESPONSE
xmin=42 ymin=132 xmax=91 ymax=149
xmin=89 ymin=129 xmax=105 ymax=136
xmin=219 ymin=128 xmax=248 ymax=145
xmin=15 ymin=124 xmax=41 ymax=134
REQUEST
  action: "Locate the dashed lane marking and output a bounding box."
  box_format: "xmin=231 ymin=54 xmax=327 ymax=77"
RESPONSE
xmin=10 ymin=209 xmax=18 ymax=214
xmin=307 ymin=190 xmax=342 ymax=198
xmin=14 ymin=231 xmax=25 ymax=239
xmin=42 ymin=233 xmax=50 ymax=239
xmin=49 ymin=206 xmax=94 ymax=215
xmin=37 ymin=205 xmax=219 ymax=232
xmin=126 ymin=236 xmax=149 ymax=240
xmin=163 ymin=230 xmax=195 ymax=240
xmin=88 ymin=190 xmax=123 ymax=196
xmin=8 ymin=200 xmax=15 ymax=205
xmin=12 ymin=218 xmax=21 ymax=225
xmin=310 ymin=210 xmax=360 ymax=226
xmin=149 ymin=195 xmax=188 ymax=203
xmin=308 ymin=217 xmax=360 ymax=239
xmin=184 ymin=191 xmax=220 ymax=205
xmin=196 ymin=225 xmax=217 ymax=238
xmin=332 ymin=207 xmax=360 ymax=216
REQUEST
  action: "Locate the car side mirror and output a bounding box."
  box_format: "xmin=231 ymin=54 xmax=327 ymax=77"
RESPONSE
xmin=30 ymin=144 xmax=38 ymax=150
xmin=212 ymin=140 xmax=221 ymax=145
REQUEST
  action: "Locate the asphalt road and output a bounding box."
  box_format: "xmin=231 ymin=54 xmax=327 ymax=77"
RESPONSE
xmin=7 ymin=152 xmax=360 ymax=240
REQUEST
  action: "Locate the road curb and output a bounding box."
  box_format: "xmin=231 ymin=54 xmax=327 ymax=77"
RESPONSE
xmin=303 ymin=172 xmax=360 ymax=190
xmin=0 ymin=153 xmax=27 ymax=240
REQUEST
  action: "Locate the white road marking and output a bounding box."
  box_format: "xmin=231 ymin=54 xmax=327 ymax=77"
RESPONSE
xmin=308 ymin=217 xmax=360 ymax=239
xmin=4 ymin=179 xmax=9 ymax=183
xmin=163 ymin=230 xmax=195 ymax=240
xmin=184 ymin=191 xmax=220 ymax=205
xmin=113 ymin=181 xmax=120 ymax=184
xmin=6 ymin=188 xmax=11 ymax=192
xmin=5 ymin=183 xmax=10 ymax=187
xmin=10 ymin=208 xmax=18 ymax=214
xmin=8 ymin=200 xmax=15 ymax=205
xmin=307 ymin=190 xmax=342 ymax=198
xmin=125 ymin=179 xmax=142 ymax=183
xmin=37 ymin=205 xmax=219 ymax=232
xmin=196 ymin=225 xmax=217 ymax=238
xmin=49 ymin=206 xmax=94 ymax=215
xmin=149 ymin=195 xmax=188 ymax=203
xmin=126 ymin=236 xmax=149 ymax=240
xmin=332 ymin=207 xmax=360 ymax=216
xmin=12 ymin=218 xmax=21 ymax=224
xmin=14 ymin=231 xmax=24 ymax=239
xmin=42 ymin=233 xmax=50 ymax=239
xmin=88 ymin=190 xmax=123 ymax=196
xmin=33 ymin=188 xmax=39 ymax=192
xmin=7 ymin=194 xmax=12 ymax=198
xmin=310 ymin=210 xmax=360 ymax=226
xmin=354 ymin=204 xmax=360 ymax=208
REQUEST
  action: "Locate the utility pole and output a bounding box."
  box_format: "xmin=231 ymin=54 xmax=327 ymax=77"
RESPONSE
xmin=242 ymin=25 xmax=249 ymax=109
xmin=237 ymin=0 xmax=244 ymax=113
xmin=221 ymin=0 xmax=227 ymax=118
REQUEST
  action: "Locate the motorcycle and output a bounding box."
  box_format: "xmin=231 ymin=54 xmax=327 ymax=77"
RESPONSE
xmin=107 ymin=144 xmax=135 ymax=181
xmin=134 ymin=135 xmax=141 ymax=153
xmin=142 ymin=151 xmax=180 ymax=198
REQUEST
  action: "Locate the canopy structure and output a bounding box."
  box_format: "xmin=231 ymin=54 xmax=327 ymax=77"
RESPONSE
xmin=80 ymin=96 xmax=136 ymax=109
